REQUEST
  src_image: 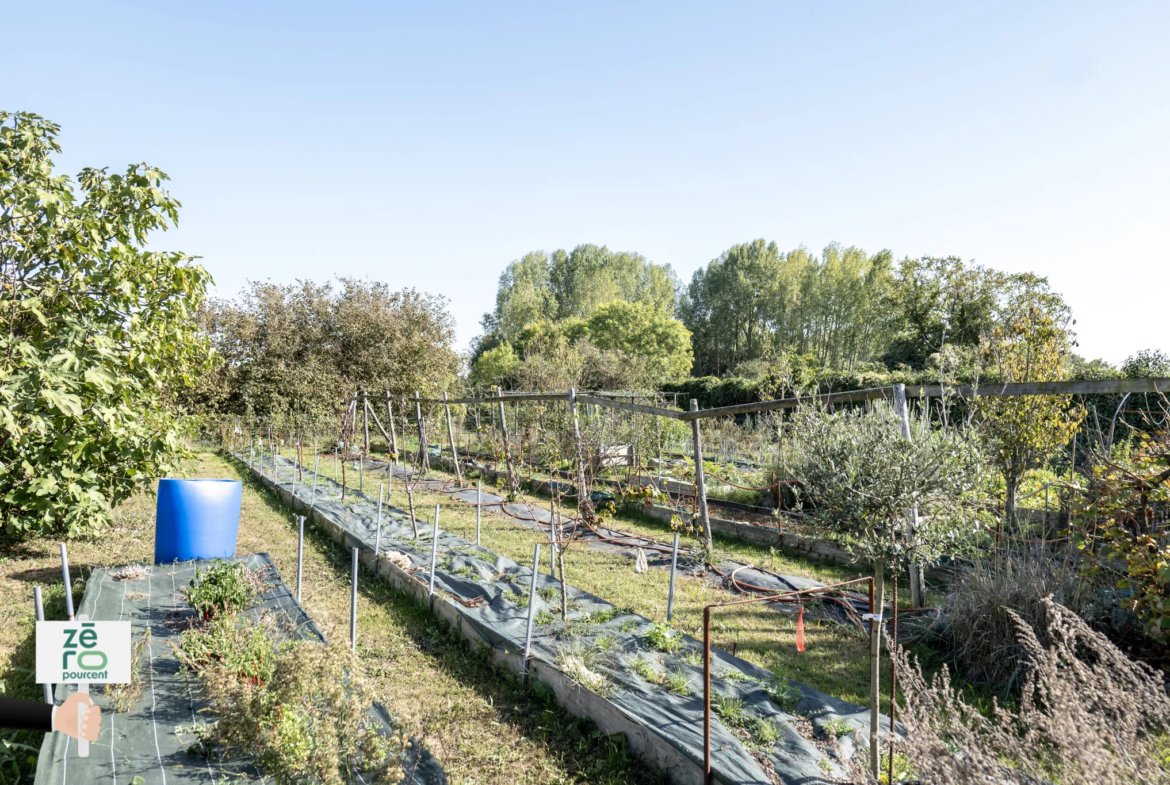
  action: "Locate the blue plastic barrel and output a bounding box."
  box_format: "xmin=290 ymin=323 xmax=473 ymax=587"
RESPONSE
xmin=154 ymin=479 xmax=243 ymax=564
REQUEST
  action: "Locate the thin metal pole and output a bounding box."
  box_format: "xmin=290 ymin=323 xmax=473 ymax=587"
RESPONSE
xmin=59 ymin=544 xmax=75 ymax=620
xmin=33 ymin=587 xmax=52 ymax=703
xmin=523 ymin=543 xmax=541 ymax=674
xmin=427 ymin=504 xmax=441 ymax=602
xmin=359 ymin=456 xmax=364 ymax=496
xmin=703 ymin=607 xmax=712 ymax=784
xmin=667 ymin=533 xmax=680 ymax=622
xmin=296 ymin=516 xmax=305 ymax=602
xmin=868 ymin=560 xmax=885 ymax=778
xmin=350 ymin=547 xmax=359 ymax=650
xmin=374 ymin=483 xmax=385 ymax=562
xmin=476 ymin=479 xmax=482 ymax=546
xmin=334 ymin=452 xmax=338 ymax=482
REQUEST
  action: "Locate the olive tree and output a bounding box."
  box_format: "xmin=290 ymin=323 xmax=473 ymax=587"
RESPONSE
xmin=0 ymin=112 xmax=213 ymax=537
xmin=780 ymin=400 xmax=986 ymax=775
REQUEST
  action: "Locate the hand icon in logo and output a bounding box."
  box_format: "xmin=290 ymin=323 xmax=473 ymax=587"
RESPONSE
xmin=54 ymin=693 xmax=101 ymax=742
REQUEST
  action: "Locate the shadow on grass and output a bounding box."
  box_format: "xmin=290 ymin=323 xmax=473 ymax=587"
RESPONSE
xmin=220 ymin=452 xmax=669 ymax=785
xmin=0 ymin=580 xmax=77 ymax=785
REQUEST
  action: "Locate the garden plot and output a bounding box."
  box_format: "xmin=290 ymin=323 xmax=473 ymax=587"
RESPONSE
xmin=33 ymin=554 xmax=444 ymax=785
xmin=247 ymin=451 xmax=898 ymax=785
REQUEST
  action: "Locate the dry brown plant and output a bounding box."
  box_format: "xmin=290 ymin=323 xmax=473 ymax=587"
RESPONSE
xmin=874 ymin=595 xmax=1170 ymax=784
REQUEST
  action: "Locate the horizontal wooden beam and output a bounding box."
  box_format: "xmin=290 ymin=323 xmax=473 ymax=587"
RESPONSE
xmin=906 ymin=378 xmax=1170 ymax=399
xmin=352 ymin=377 xmax=1170 ymax=422
xmin=678 ymin=387 xmax=896 ymax=420
xmin=575 ymin=394 xmax=688 ymax=420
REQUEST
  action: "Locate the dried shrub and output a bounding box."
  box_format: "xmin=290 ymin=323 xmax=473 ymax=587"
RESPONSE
xmin=181 ymin=614 xmax=406 ymax=784
xmin=103 ymin=628 xmax=151 ymax=712
xmin=936 ymin=553 xmax=1101 ymax=692
xmin=886 ymin=595 xmax=1170 ymax=785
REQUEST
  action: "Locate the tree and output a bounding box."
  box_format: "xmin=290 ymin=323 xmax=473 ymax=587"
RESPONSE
xmin=480 ymin=251 xmax=556 ymax=344
xmin=975 ymin=281 xmax=1084 ymax=528
xmin=0 ymin=112 xmax=214 ymax=537
xmin=475 ymin=243 xmax=679 ymax=365
xmin=585 ymin=301 xmax=693 ymax=380
xmin=1121 ymin=349 xmax=1170 ymax=379
xmin=549 ymin=244 xmax=677 ymax=320
xmin=679 ymin=241 xmax=896 ymax=376
xmin=469 ymin=343 xmax=521 ymax=389
xmin=193 ymin=279 xmax=458 ymax=417
xmin=782 ymin=402 xmax=986 ymax=566
xmin=882 ymin=256 xmax=1005 ymax=369
xmin=780 ymin=400 xmax=985 ymax=776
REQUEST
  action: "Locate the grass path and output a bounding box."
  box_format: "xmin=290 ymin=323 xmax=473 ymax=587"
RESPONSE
xmin=0 ymin=453 xmax=664 ymax=785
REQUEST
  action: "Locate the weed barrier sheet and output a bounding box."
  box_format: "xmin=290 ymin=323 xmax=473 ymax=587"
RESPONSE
xmin=247 ymin=453 xmax=897 ymax=785
xmin=34 ymin=553 xmax=445 ymax=785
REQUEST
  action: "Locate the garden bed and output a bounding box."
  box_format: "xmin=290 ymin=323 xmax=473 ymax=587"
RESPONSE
xmin=241 ymin=450 xmax=900 ymax=785
xmin=32 ymin=554 xmax=444 ymax=785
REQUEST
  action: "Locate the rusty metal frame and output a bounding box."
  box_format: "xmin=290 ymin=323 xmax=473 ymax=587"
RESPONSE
xmin=702 ymin=577 xmax=875 ymax=785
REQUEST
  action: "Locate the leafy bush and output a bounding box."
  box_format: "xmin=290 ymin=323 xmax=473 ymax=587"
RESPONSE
xmin=645 ymin=622 xmax=683 ymax=653
xmin=0 ymin=112 xmax=214 ymax=537
xmin=1076 ymin=427 xmax=1170 ymax=644
xmin=181 ymin=561 xmax=262 ymax=621
xmin=765 ymin=673 xmax=801 ymax=713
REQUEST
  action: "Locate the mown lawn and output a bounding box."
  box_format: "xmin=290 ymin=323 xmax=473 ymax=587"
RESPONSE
xmin=0 ymin=452 xmax=666 ymax=785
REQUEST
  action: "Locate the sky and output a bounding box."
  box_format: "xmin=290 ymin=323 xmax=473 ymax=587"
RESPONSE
xmin=5 ymin=2 xmax=1168 ymax=364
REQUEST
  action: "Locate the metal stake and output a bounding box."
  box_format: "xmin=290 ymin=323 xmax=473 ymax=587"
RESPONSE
xmin=427 ymin=504 xmax=441 ymax=602
xmin=374 ymin=483 xmax=385 ymax=563
xmin=59 ymin=544 xmax=75 ymax=620
xmin=33 ymin=587 xmax=52 ymax=703
xmin=296 ymin=516 xmax=305 ymax=602
xmin=476 ymin=480 xmax=482 ymax=546
xmin=350 ymin=547 xmax=359 ymax=650
xmin=667 ymin=533 xmax=680 ymax=622
xmin=523 ymin=543 xmax=541 ymax=674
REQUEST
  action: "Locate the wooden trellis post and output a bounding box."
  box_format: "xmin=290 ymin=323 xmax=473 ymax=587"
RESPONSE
xmin=568 ymin=387 xmax=593 ymax=523
xmin=690 ymin=399 xmax=713 ymax=549
xmin=415 ymin=391 xmax=430 ymax=474
xmin=362 ymin=391 xmax=370 ymax=456
xmin=497 ymin=386 xmax=517 ymax=494
xmin=893 ymin=383 xmax=926 ymax=608
xmin=444 ymin=391 xmax=463 ymax=485
xmin=386 ymin=391 xmax=398 ymax=465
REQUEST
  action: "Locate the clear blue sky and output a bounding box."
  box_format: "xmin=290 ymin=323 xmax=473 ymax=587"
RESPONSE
xmin=7 ymin=2 xmax=1168 ymax=363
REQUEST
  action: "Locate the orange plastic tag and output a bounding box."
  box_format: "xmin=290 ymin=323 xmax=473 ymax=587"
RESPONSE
xmin=795 ymin=606 xmax=806 ymax=652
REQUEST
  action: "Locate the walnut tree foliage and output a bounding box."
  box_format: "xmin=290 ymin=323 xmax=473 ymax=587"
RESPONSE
xmin=0 ymin=112 xmax=213 ymax=537
xmin=781 ymin=402 xmax=988 ymax=564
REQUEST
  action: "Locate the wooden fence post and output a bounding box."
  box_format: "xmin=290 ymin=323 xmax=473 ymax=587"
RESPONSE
xmin=568 ymin=388 xmax=593 ymax=523
xmin=444 ymin=391 xmax=463 ymax=485
xmin=893 ymin=383 xmax=926 ymax=608
xmin=690 ymin=399 xmax=713 ymax=550
xmin=362 ymin=391 xmax=370 ymax=456
xmin=415 ymin=391 xmax=430 ymax=475
xmin=497 ymin=387 xmax=517 ymax=494
xmin=386 ymin=392 xmax=398 ymax=465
